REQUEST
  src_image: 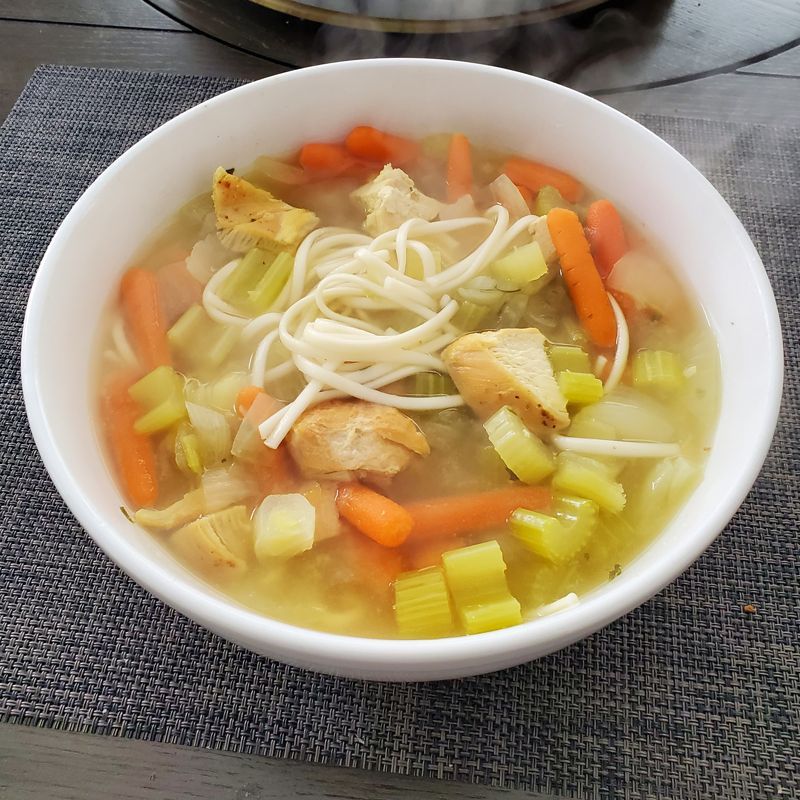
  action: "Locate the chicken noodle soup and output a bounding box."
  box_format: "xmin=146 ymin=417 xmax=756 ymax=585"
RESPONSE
xmin=97 ymin=127 xmax=720 ymax=638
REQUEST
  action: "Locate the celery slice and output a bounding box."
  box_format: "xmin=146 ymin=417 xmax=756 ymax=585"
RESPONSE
xmin=633 ymin=350 xmax=685 ymax=392
xmin=219 ymin=247 xmax=269 ymax=306
xmin=442 ymin=540 xmax=522 ymax=634
xmin=552 ymin=453 xmax=626 ymax=513
xmin=484 ymin=406 xmax=554 ymax=484
xmin=535 ymin=186 xmax=570 ymax=216
xmin=412 ymin=371 xmax=457 ymax=397
xmin=394 ymin=566 xmax=454 ymax=638
xmin=491 ymin=242 xmax=548 ymax=286
xmin=129 ymin=366 xmax=187 ymax=434
xmin=247 ymin=251 xmax=293 ymax=313
xmin=553 ymin=493 xmax=600 ymax=531
xmin=548 ymin=345 xmax=592 ymax=375
xmin=175 ymin=424 xmax=203 ymax=475
xmin=167 ymin=304 xmax=205 ymax=351
xmin=168 ymin=304 xmax=240 ymax=371
xmin=461 ymin=597 xmax=523 ymax=635
xmin=558 ymin=371 xmax=604 ymax=405
xmin=253 ymin=493 xmax=315 ymax=560
xmin=220 ymin=248 xmax=293 ymax=315
xmin=452 ymin=300 xmax=490 ymax=331
xmin=400 ymin=247 xmax=441 ymax=280
xmin=510 ymin=508 xmax=590 ymax=564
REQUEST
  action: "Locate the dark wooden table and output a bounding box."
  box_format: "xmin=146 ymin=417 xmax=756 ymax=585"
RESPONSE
xmin=1 ymin=2 xmax=799 ymax=798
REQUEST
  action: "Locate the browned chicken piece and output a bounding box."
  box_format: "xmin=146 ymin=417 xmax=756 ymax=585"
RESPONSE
xmin=442 ymin=328 xmax=570 ymax=432
xmin=212 ymin=167 xmax=318 ymax=253
xmin=170 ymin=505 xmax=253 ymax=575
xmin=288 ymin=399 xmax=430 ymax=480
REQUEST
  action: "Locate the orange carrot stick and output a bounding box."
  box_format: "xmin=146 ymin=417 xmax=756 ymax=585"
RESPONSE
xmin=236 ymin=385 xmax=265 ymax=417
xmin=102 ymin=372 xmax=158 ymax=507
xmin=446 ymin=133 xmax=473 ymax=202
xmin=547 ymin=207 xmax=617 ymax=349
xmin=336 ymin=482 xmax=414 ymax=548
xmin=120 ymin=268 xmax=171 ymax=370
xmin=344 ymin=125 xmax=420 ymax=167
xmin=344 ymin=530 xmax=406 ymax=594
xmin=299 ymin=142 xmax=356 ymax=176
xmin=585 ymin=199 xmax=629 ymax=279
xmin=503 ymin=157 xmax=584 ymax=203
xmin=405 ymin=485 xmax=551 ymax=541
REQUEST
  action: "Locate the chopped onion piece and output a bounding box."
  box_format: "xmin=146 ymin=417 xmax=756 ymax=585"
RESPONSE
xmin=254 ymin=494 xmax=315 ymax=560
xmin=490 ymin=173 xmax=530 ymax=219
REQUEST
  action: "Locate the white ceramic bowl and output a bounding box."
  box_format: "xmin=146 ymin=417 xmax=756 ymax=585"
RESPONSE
xmin=22 ymin=59 xmax=782 ymax=681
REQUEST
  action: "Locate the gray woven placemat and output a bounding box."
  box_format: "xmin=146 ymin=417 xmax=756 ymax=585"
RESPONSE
xmin=1 ymin=66 xmax=797 ymax=800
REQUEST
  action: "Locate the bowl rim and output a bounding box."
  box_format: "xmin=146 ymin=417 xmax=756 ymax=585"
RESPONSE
xmin=21 ymin=58 xmax=784 ymax=676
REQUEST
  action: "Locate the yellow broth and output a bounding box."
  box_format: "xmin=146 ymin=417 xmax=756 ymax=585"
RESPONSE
xmin=96 ymin=135 xmax=720 ymax=638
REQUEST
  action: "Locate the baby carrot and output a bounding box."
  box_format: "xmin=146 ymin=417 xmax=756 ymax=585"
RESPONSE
xmin=585 ymin=199 xmax=629 ymax=278
xmin=344 ymin=125 xmax=419 ymax=167
xmin=547 ymin=207 xmax=617 ymax=349
xmin=299 ymin=142 xmax=356 ymax=176
xmin=405 ymin=485 xmax=551 ymax=541
xmin=120 ymin=267 xmax=171 ymax=370
xmin=446 ymin=133 xmax=473 ymax=202
xmin=236 ymin=384 xmax=265 ymax=417
xmin=102 ymin=371 xmax=158 ymax=507
xmin=503 ymin=157 xmax=584 ymax=203
xmin=336 ymin=482 xmax=414 ymax=548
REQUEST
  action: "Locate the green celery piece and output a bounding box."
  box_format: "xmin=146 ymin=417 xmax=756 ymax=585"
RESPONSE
xmin=460 ymin=596 xmax=522 ymax=635
xmin=247 ymin=251 xmax=293 ymax=314
xmin=535 ymin=185 xmax=570 ymax=216
xmin=206 ymin=326 xmax=241 ymax=368
xmin=442 ymin=540 xmax=522 ymax=634
xmin=553 ymin=494 xmax=600 ymax=532
xmin=491 ymin=242 xmax=547 ymax=286
xmin=452 ymin=300 xmax=490 ymax=331
xmin=483 ymin=406 xmax=554 ymax=484
xmin=394 ymin=566 xmax=454 ymax=638
xmin=401 ymin=247 xmax=441 ymax=280
xmin=548 ymin=345 xmax=592 ymax=375
xmin=129 ymin=365 xmax=187 ymax=435
xmin=167 ymin=305 xmax=205 ymax=352
xmin=168 ymin=304 xmax=240 ymax=370
xmin=552 ymin=455 xmax=626 ymax=513
xmin=509 ymin=508 xmax=591 ymax=564
xmin=175 ymin=425 xmax=203 ymax=475
xmin=219 ymin=247 xmax=271 ymax=307
xmin=558 ymin=371 xmax=604 ymax=405
xmin=633 ymin=350 xmax=685 ymax=391
xmin=413 ymin=372 xmax=456 ymax=397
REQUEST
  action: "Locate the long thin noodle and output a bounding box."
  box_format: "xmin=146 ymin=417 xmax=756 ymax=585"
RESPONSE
xmin=200 ymin=206 xmax=550 ymax=448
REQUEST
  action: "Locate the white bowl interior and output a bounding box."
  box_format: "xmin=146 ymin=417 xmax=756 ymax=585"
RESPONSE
xmin=22 ymin=60 xmax=782 ymax=680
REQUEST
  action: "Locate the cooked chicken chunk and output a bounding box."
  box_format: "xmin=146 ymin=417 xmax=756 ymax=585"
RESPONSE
xmin=288 ymin=399 xmax=430 ymax=480
xmin=351 ymin=166 xmax=441 ymax=236
xmin=171 ymin=505 xmax=253 ymax=575
xmin=442 ymin=328 xmax=569 ymax=431
xmin=212 ymin=167 xmax=318 ymax=252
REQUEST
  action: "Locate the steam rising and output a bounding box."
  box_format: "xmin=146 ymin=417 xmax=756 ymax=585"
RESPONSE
xmin=309 ymin=1 xmax=673 ymax=91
